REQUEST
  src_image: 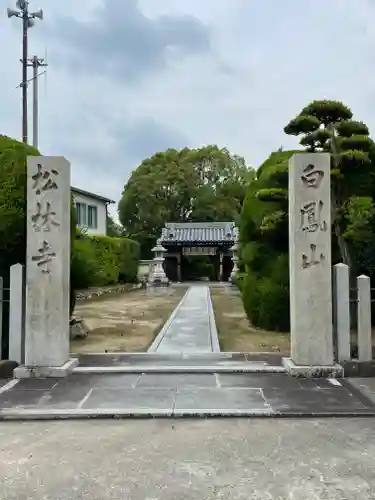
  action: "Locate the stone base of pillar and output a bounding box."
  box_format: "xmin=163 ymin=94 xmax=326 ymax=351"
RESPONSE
xmin=147 ymin=268 xmax=169 ymax=286
xmin=147 ymin=277 xmax=169 ymax=287
xmin=14 ymin=358 xmax=78 ymax=379
xmin=229 ymin=271 xmax=236 ymax=283
xmin=282 ymin=357 xmax=344 ymax=378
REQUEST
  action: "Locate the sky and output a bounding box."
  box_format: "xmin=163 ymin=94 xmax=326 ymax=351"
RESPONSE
xmin=1 ymin=0 xmax=375 ymax=219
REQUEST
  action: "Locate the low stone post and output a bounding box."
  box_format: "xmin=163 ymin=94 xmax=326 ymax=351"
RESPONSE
xmin=333 ymin=263 xmax=351 ymax=363
xmin=229 ymin=242 xmax=239 ymax=283
xmin=0 ymin=276 xmax=3 ymax=360
xmin=357 ymin=274 xmax=372 ymax=362
xmin=9 ymin=264 xmax=25 ymax=364
xmin=148 ymin=239 xmax=169 ymax=286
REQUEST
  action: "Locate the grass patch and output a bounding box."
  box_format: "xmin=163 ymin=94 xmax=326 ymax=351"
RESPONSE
xmin=211 ymin=287 xmax=290 ymax=353
xmin=71 ymin=288 xmax=187 ymax=354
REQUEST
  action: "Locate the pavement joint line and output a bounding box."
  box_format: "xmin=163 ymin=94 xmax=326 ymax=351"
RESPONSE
xmin=0 ymin=379 xmax=19 ymax=394
xmin=259 ymin=388 xmax=270 ymax=408
xmin=328 ymin=378 xmax=342 ymax=386
xmin=171 ymin=387 xmax=178 ymax=413
xmin=77 ymin=388 xmax=93 ymax=409
xmin=133 ymin=374 xmax=143 ymax=388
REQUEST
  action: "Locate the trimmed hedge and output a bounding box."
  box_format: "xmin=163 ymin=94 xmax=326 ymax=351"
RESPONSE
xmin=0 ymin=135 xmax=78 ymax=354
xmin=239 ymin=151 xmax=294 ymax=332
xmin=71 ymin=233 xmax=140 ymax=289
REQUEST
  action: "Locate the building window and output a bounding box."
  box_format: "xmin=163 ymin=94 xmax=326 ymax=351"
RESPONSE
xmin=76 ymin=203 xmax=98 ymax=229
xmin=88 ymin=205 xmax=98 ymax=229
xmin=76 ymin=202 xmax=86 ymax=226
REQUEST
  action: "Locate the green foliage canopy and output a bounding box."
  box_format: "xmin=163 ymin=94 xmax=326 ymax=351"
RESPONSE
xmin=118 ymin=145 xmax=254 ymax=256
xmin=284 ymin=99 xmax=375 ymax=267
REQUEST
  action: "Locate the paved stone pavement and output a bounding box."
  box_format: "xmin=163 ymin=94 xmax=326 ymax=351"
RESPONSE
xmin=0 ymin=372 xmax=374 ymax=418
xmin=148 ymin=285 xmax=219 ymax=353
xmin=348 ymin=377 xmax=375 ymax=405
xmin=1 ymin=418 xmax=375 ymax=499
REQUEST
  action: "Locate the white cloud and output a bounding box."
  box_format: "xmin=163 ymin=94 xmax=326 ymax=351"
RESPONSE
xmin=1 ymin=0 xmax=375 ymax=221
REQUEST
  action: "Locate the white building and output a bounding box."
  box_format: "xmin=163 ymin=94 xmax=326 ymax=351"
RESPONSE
xmin=71 ymin=187 xmax=115 ymax=236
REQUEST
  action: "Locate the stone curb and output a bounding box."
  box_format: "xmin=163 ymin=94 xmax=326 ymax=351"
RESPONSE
xmin=340 ymin=378 xmax=375 ymax=410
xmin=207 ymin=287 xmax=221 ymax=352
xmin=75 ymin=283 xmax=141 ymax=302
xmin=0 ymin=408 xmax=374 ymax=421
xmin=147 ymin=290 xmax=189 ymax=353
xmin=73 ymin=365 xmax=287 ymax=374
xmin=74 ymin=351 xmax=282 ymax=357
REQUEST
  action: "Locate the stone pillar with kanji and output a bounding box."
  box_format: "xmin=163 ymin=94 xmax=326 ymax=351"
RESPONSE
xmin=148 ymin=239 xmax=169 ymax=287
xmin=283 ymin=152 xmax=343 ymax=377
xmin=14 ymin=156 xmax=78 ymax=378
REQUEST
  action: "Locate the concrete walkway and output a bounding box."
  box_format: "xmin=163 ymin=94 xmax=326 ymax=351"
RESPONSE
xmin=2 ymin=283 xmax=375 ymax=420
xmin=148 ymin=285 xmax=220 ymax=354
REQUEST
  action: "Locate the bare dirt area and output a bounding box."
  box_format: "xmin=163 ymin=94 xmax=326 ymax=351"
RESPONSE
xmin=71 ymin=288 xmax=187 ymax=354
xmin=210 ymin=287 xmax=290 ymax=353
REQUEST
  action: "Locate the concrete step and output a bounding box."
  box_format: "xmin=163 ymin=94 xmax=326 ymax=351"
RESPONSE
xmin=74 ymin=364 xmax=286 ymax=374
xmin=73 ymin=352 xmax=285 ymax=374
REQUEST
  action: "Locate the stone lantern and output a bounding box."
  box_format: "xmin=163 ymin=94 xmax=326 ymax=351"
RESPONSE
xmin=229 ymin=241 xmax=239 ymax=283
xmin=148 ymin=239 xmax=169 ymax=286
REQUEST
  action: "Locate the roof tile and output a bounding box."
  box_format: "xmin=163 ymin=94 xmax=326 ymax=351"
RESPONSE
xmin=160 ymin=222 xmax=238 ymax=244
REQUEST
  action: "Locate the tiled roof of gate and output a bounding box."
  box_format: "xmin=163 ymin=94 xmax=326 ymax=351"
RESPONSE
xmin=160 ymin=222 xmax=238 ymax=244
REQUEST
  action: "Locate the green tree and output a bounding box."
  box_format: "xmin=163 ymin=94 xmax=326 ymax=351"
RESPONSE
xmin=239 ymin=150 xmax=294 ymax=331
xmin=106 ymin=215 xmax=123 ymax=237
xmin=284 ymin=100 xmax=375 ymax=268
xmin=119 ymin=145 xmax=253 ymax=256
xmin=0 ymin=135 xmax=77 ymax=355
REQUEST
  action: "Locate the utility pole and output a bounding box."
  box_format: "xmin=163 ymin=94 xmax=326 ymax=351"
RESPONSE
xmin=7 ymin=0 xmax=43 ymax=144
xmin=27 ymin=55 xmax=48 ymax=149
xmin=21 ymin=5 xmax=28 ymax=144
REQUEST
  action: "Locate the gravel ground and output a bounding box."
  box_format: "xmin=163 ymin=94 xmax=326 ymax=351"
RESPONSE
xmin=1 ymin=418 xmax=375 ymax=499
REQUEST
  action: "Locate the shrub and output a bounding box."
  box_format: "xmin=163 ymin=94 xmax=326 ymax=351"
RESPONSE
xmin=71 ymin=233 xmax=140 ymax=289
xmin=256 ymin=278 xmax=290 ymax=331
xmin=0 ymin=135 xmax=39 ymax=268
xmin=118 ymin=237 xmax=140 ymax=282
xmin=241 ymin=272 xmax=289 ymax=332
xmin=232 ymin=271 xmax=246 ymax=292
xmin=89 ymin=235 xmax=121 ymax=284
xmin=242 ymin=270 xmax=261 ymax=325
xmin=71 ymin=238 xmax=103 ymax=289
xmin=0 ymin=135 xmax=77 ymax=353
xmin=238 ymin=150 xmax=295 ymax=331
